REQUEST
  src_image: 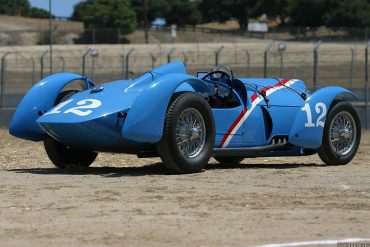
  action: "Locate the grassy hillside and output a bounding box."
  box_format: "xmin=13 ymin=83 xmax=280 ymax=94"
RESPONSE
xmin=0 ymin=15 xmax=83 ymax=32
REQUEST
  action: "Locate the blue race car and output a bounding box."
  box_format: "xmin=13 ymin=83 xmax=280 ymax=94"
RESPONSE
xmin=10 ymin=61 xmax=361 ymax=173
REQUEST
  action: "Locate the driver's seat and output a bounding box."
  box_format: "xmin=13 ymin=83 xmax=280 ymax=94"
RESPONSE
xmin=233 ymin=79 xmax=247 ymax=105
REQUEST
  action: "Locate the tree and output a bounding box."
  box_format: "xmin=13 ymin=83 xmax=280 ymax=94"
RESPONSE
xmin=198 ymin=0 xmax=263 ymax=29
xmin=130 ymin=0 xmax=170 ymax=26
xmin=260 ymin=0 xmax=289 ymax=25
xmin=71 ymin=1 xmax=89 ymax=22
xmin=286 ymin=0 xmax=328 ymax=27
xmin=323 ymin=0 xmax=370 ymax=27
xmin=164 ymin=0 xmax=202 ymax=26
xmin=0 ymin=0 xmax=30 ymax=16
xmin=71 ymin=0 xmax=137 ymax=33
xmin=26 ymin=7 xmax=50 ymax=19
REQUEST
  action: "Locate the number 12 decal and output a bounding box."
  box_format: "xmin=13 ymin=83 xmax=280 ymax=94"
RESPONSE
xmin=64 ymin=99 xmax=101 ymax=116
xmin=44 ymin=99 xmax=102 ymax=117
xmin=301 ymin=102 xmax=327 ymax=128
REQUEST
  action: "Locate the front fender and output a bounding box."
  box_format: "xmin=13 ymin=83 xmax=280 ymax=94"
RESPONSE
xmin=288 ymin=86 xmax=356 ymax=149
xmin=122 ymin=73 xmax=210 ymax=143
xmin=9 ymin=73 xmax=93 ymax=141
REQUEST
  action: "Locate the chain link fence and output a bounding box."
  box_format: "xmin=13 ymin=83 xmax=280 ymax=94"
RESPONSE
xmin=0 ymin=41 xmax=369 ymax=128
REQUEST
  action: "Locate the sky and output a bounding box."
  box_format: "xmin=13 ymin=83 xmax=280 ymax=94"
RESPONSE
xmin=29 ymin=0 xmax=82 ymax=17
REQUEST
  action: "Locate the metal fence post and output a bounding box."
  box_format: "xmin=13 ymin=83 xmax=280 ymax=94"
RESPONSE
xmin=121 ymin=54 xmax=125 ymax=78
xmin=263 ymin=43 xmax=272 ymax=78
xmin=1 ymin=52 xmax=11 ymax=109
xmin=90 ymin=49 xmax=99 ymax=81
xmin=92 ymin=56 xmax=96 ymax=81
xmin=40 ymin=49 xmax=49 ymax=79
xmin=277 ymin=43 xmax=287 ymax=77
xmin=167 ymin=48 xmax=176 ymax=63
xmin=59 ymin=56 xmax=65 ymax=72
xmin=215 ymin=45 xmax=224 ymax=66
xmin=82 ymin=48 xmax=92 ymax=76
xmin=365 ymin=41 xmax=370 ymax=129
xmin=31 ymin=57 xmax=35 ymax=85
xmin=313 ymin=41 xmax=321 ymax=90
xmin=125 ymin=48 xmax=135 ymax=79
xmin=245 ymin=50 xmax=250 ymax=77
xmin=182 ymin=52 xmax=188 ymax=67
xmin=150 ymin=53 xmax=157 ymax=69
xmin=349 ymin=47 xmax=355 ymax=88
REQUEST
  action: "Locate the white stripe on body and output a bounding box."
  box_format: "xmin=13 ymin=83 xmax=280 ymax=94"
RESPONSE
xmin=221 ymin=79 xmax=299 ymax=148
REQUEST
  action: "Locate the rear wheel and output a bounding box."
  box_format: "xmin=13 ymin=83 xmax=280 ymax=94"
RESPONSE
xmin=43 ymin=90 xmax=98 ymax=171
xmin=215 ymin=157 xmax=244 ymax=164
xmin=318 ymin=101 xmax=361 ymax=165
xmin=157 ymin=93 xmax=215 ymax=173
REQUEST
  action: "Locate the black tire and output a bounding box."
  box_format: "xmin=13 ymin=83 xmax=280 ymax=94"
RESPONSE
xmin=318 ymin=101 xmax=361 ymax=165
xmin=157 ymin=92 xmax=215 ymax=173
xmin=54 ymin=90 xmax=78 ymax=105
xmin=215 ymin=157 xmax=244 ymax=164
xmin=44 ymin=138 xmax=98 ymax=171
xmin=43 ymin=90 xmax=98 ymax=171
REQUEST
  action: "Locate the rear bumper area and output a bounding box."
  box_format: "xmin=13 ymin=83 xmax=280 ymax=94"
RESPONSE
xmin=38 ymin=113 xmax=150 ymax=153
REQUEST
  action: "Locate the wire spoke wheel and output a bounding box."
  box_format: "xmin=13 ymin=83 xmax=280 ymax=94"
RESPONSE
xmin=176 ymin=108 xmax=206 ymax=158
xmin=157 ymin=92 xmax=215 ymax=173
xmin=318 ymin=101 xmax=361 ymax=166
xmin=329 ymin=111 xmax=356 ymax=156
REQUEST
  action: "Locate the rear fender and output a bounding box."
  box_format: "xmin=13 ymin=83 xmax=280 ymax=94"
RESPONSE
xmin=288 ymin=86 xmax=356 ymax=149
xmin=9 ymin=73 xmax=94 ymax=141
xmin=122 ymin=73 xmax=210 ymax=143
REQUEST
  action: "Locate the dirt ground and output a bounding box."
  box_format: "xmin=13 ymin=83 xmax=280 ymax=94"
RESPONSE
xmin=0 ymin=128 xmax=369 ymax=247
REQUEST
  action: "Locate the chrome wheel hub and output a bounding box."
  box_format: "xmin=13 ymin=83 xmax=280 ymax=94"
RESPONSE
xmin=329 ymin=111 xmax=356 ymax=156
xmin=176 ymin=108 xmax=206 ymax=158
xmin=190 ymin=127 xmax=201 ymax=140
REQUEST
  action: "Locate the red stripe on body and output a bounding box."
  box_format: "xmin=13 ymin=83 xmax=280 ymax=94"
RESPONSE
xmin=249 ymin=79 xmax=289 ymax=102
xmin=250 ymin=93 xmax=258 ymax=102
xmin=219 ymin=107 xmax=247 ymax=148
xmin=221 ymin=79 xmax=292 ymax=148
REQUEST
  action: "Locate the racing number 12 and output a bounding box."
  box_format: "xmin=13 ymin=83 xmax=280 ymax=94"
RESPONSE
xmin=301 ymin=102 xmax=327 ymax=128
xmin=44 ymin=99 xmax=102 ymax=117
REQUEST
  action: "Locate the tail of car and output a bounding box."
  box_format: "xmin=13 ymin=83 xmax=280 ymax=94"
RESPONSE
xmin=9 ymin=73 xmax=94 ymax=141
xmin=9 ymin=61 xmax=211 ymax=148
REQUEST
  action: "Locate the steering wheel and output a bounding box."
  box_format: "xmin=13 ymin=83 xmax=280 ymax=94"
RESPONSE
xmin=201 ymin=70 xmax=232 ymax=83
xmin=201 ymin=70 xmax=233 ymax=100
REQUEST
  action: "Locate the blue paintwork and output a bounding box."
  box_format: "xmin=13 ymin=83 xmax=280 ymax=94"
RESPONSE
xmin=122 ymin=73 xmax=210 ymax=143
xmin=9 ymin=61 xmax=358 ymax=157
xmin=288 ymin=87 xmax=356 ymax=149
xmin=9 ymin=73 xmax=94 ymax=141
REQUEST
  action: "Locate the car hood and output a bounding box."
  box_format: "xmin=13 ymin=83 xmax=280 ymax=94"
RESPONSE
xmin=239 ymin=78 xmax=307 ymax=93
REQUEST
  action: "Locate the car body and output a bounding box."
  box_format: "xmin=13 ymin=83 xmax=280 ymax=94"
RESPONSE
xmin=9 ymin=61 xmax=361 ymax=173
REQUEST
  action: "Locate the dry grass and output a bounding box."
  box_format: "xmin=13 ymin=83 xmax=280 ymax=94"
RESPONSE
xmin=0 ymin=15 xmax=83 ymax=32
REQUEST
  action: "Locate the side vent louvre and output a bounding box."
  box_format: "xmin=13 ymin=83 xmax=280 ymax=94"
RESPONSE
xmin=269 ymin=135 xmax=289 ymax=145
xmin=261 ymin=107 xmax=273 ymax=141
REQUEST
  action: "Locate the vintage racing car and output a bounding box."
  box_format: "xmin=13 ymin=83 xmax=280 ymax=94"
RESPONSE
xmin=10 ymin=61 xmax=361 ymax=173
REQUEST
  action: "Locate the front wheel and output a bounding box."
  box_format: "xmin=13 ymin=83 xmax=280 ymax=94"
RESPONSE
xmin=43 ymin=90 xmax=98 ymax=171
xmin=44 ymin=137 xmax=97 ymax=171
xmin=318 ymin=101 xmax=361 ymax=165
xmin=157 ymin=92 xmax=215 ymax=173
